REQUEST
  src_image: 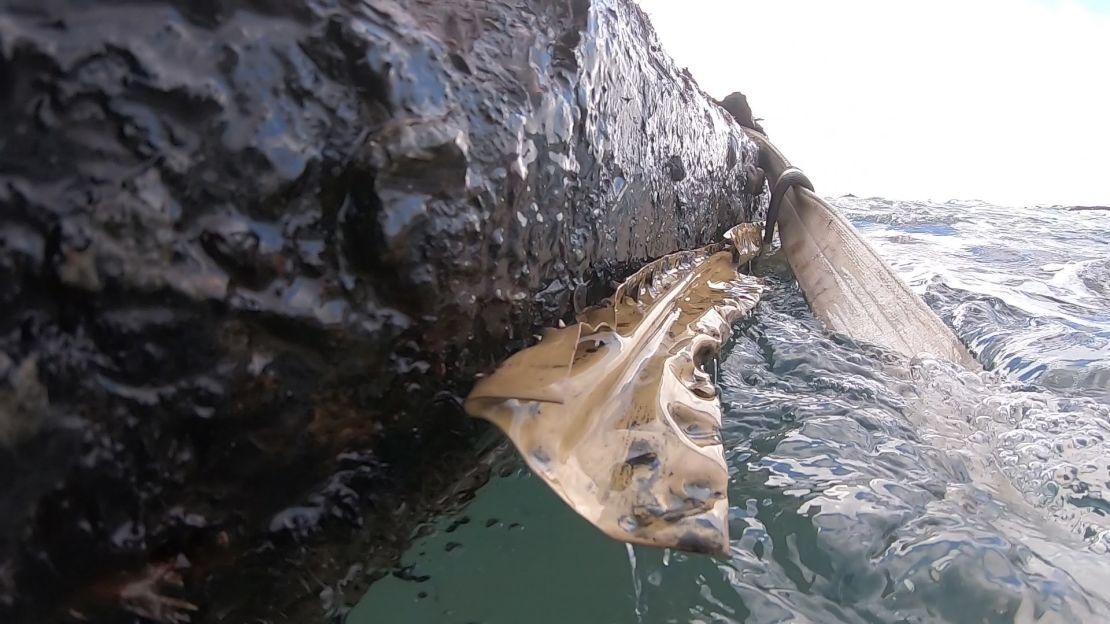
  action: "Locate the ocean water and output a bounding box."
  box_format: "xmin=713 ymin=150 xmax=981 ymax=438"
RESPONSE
xmin=348 ymin=198 xmax=1110 ymax=623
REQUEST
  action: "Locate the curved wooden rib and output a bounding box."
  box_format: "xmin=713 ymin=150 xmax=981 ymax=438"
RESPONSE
xmin=465 ymin=225 xmax=764 ymax=555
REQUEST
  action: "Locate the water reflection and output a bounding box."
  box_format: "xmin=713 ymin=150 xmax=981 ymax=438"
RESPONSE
xmin=349 ymin=199 xmax=1110 ymax=623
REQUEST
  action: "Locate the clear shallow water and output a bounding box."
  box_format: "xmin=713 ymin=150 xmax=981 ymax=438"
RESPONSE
xmin=348 ymin=199 xmax=1110 ymax=623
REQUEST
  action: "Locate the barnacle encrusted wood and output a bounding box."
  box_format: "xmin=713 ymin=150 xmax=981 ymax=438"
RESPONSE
xmin=465 ymin=225 xmax=763 ymax=555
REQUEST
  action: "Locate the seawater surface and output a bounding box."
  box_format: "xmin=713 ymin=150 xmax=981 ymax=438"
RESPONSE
xmin=348 ymin=198 xmax=1110 ymax=623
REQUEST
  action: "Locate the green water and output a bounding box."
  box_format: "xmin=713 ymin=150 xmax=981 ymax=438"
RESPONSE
xmin=349 ymin=199 xmax=1110 ymax=623
xmin=349 ymin=467 xmax=640 ymax=623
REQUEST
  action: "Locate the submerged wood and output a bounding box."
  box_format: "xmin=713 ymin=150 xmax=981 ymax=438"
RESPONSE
xmin=465 ymin=225 xmax=763 ymax=555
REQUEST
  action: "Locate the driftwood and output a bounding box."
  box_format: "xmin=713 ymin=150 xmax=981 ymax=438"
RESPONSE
xmin=0 ymin=0 xmax=763 ymax=620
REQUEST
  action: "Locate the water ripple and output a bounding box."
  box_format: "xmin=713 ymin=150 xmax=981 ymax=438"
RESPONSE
xmin=348 ymin=198 xmax=1110 ymax=623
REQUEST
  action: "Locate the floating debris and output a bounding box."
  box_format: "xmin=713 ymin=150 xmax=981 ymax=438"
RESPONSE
xmin=465 ymin=225 xmax=763 ymax=555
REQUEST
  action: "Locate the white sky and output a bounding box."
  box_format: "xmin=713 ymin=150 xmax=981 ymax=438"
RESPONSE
xmin=635 ymin=0 xmax=1110 ymax=206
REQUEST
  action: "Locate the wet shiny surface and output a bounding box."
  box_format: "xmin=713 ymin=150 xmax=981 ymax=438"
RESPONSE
xmin=841 ymin=197 xmax=1110 ymax=400
xmin=747 ymin=130 xmax=978 ymax=369
xmin=349 ymin=199 xmax=1110 ymax=623
xmin=465 ymin=225 xmax=764 ymax=555
xmin=0 ymin=0 xmax=764 ymax=618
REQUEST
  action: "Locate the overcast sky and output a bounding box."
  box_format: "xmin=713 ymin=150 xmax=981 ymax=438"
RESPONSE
xmin=635 ymin=0 xmax=1110 ymax=206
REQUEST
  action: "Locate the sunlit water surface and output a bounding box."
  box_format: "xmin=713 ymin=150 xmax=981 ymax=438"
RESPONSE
xmin=349 ymin=199 xmax=1110 ymax=623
